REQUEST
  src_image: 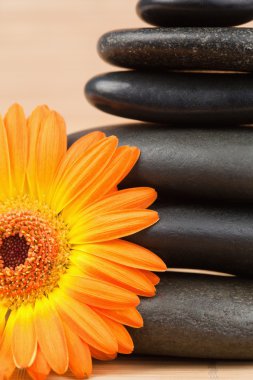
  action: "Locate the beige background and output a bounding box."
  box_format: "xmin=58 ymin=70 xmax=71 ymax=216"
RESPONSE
xmin=1 ymin=1 xmax=252 ymax=379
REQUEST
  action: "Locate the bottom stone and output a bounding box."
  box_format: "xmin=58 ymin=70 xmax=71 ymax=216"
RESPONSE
xmin=131 ymin=273 xmax=253 ymax=359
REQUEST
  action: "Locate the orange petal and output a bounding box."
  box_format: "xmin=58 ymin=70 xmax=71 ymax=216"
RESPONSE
xmin=27 ymin=346 xmax=50 ymax=380
xmin=89 ymin=346 xmax=117 ymax=361
xmin=36 ymin=111 xmax=67 ymax=201
xmin=71 ymin=251 xmax=156 ymax=297
xmin=27 ymin=105 xmax=50 ymax=198
xmin=0 ymin=115 xmax=11 ymax=200
xmin=69 ymin=209 xmax=159 ymax=244
xmin=50 ymin=289 xmax=118 ymax=354
xmin=80 ymin=187 xmax=157 ymax=215
xmin=50 ymin=136 xmax=118 ymax=213
xmin=99 ymin=315 xmax=134 ymax=354
xmin=92 ymin=307 xmax=143 ymax=328
xmin=47 ymin=131 xmax=105 ymax=205
xmin=74 ymin=239 xmax=166 ymax=271
xmin=4 ymin=104 xmax=28 ymax=196
xmin=12 ymin=304 xmax=37 ymax=368
xmin=62 ymin=145 xmax=140 ymax=218
xmin=60 ymin=274 xmax=139 ymax=309
xmin=64 ymin=322 xmax=92 ymax=378
xmin=0 ymin=311 xmax=16 ymax=378
xmin=34 ymin=297 xmax=68 ymax=375
xmin=142 ymin=270 xmax=161 ymax=285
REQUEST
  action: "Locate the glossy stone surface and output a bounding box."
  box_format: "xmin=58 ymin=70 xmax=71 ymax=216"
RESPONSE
xmin=130 ymin=273 xmax=253 ymax=358
xmin=85 ymin=71 xmax=253 ymax=124
xmin=137 ymin=0 xmax=253 ymax=27
xmin=98 ymin=28 xmax=253 ymax=72
xmin=127 ymin=202 xmax=253 ymax=277
xmin=68 ymin=125 xmax=253 ymax=203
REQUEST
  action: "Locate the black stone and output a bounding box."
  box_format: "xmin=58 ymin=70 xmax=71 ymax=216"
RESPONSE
xmin=98 ymin=28 xmax=253 ymax=72
xmin=127 ymin=201 xmax=253 ymax=278
xmin=136 ymin=0 xmax=253 ymax=27
xmin=68 ymin=124 xmax=253 ymax=203
xmin=131 ymin=273 xmax=253 ymax=359
xmin=85 ymin=71 xmax=253 ymax=125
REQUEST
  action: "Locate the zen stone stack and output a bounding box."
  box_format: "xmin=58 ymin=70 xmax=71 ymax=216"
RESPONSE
xmin=80 ymin=0 xmax=253 ymax=360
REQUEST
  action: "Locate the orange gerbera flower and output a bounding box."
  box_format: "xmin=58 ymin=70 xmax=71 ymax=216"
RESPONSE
xmin=0 ymin=104 xmax=166 ymax=379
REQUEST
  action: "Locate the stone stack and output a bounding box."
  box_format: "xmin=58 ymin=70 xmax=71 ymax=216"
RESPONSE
xmin=72 ymin=0 xmax=253 ymax=359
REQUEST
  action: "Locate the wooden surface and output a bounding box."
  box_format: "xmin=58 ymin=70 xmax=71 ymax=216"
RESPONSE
xmin=1 ymin=1 xmax=253 ymax=379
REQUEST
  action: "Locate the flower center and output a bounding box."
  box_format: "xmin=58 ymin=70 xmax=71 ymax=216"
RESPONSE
xmin=0 ymin=235 xmax=29 ymax=268
xmin=0 ymin=196 xmax=70 ymax=309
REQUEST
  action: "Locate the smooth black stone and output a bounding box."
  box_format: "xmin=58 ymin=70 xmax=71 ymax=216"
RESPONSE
xmin=98 ymin=28 xmax=253 ymax=72
xmin=68 ymin=124 xmax=253 ymax=203
xmin=85 ymin=71 xmax=253 ymax=124
xmin=131 ymin=273 xmax=253 ymax=358
xmin=136 ymin=0 xmax=253 ymax=27
xmin=127 ymin=202 xmax=253 ymax=277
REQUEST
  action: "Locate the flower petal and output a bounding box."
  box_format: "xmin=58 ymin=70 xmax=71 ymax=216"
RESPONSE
xmin=36 ymin=111 xmax=67 ymax=201
xmin=50 ymin=289 xmax=118 ymax=354
xmin=142 ymin=270 xmax=161 ymax=285
xmin=27 ymin=105 xmax=50 ymax=198
xmin=50 ymin=136 xmax=118 ymax=213
xmin=12 ymin=304 xmax=37 ymax=368
xmin=79 ymin=187 xmax=157 ymax=215
xmin=92 ymin=307 xmax=143 ymax=328
xmin=0 ymin=311 xmax=16 ymax=378
xmin=99 ymin=315 xmax=134 ymax=354
xmin=89 ymin=346 xmax=117 ymax=361
xmin=4 ymin=104 xmax=28 ymax=196
xmin=27 ymin=346 xmax=50 ymax=380
xmin=74 ymin=239 xmax=166 ymax=271
xmin=34 ymin=297 xmax=68 ymax=375
xmin=71 ymin=251 xmax=156 ymax=297
xmin=0 ymin=116 xmax=11 ymax=200
xmin=60 ymin=274 xmax=139 ymax=309
xmin=63 ymin=322 xmax=92 ymax=378
xmin=62 ymin=145 xmax=140 ymax=219
xmin=69 ymin=209 xmax=159 ymax=244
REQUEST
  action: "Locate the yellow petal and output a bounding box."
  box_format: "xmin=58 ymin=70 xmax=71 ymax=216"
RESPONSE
xmin=27 ymin=346 xmax=51 ymax=380
xmin=0 ymin=311 xmax=16 ymax=378
xmin=50 ymin=136 xmax=118 ymax=213
xmin=69 ymin=209 xmax=159 ymax=244
xmin=36 ymin=111 xmax=67 ymax=201
xmin=4 ymin=104 xmax=28 ymax=196
xmin=74 ymin=239 xmax=166 ymax=271
xmin=0 ymin=115 xmax=11 ymax=200
xmin=27 ymin=105 xmax=50 ymax=198
xmin=34 ymin=297 xmax=68 ymax=375
xmin=64 ymin=322 xmax=92 ymax=378
xmin=12 ymin=303 xmax=37 ymax=368
xmin=50 ymin=289 xmax=118 ymax=354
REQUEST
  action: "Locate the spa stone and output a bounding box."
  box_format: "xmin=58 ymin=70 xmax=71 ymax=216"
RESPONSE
xmin=85 ymin=71 xmax=253 ymax=125
xmin=98 ymin=28 xmax=253 ymax=72
xmin=136 ymin=0 xmax=253 ymax=27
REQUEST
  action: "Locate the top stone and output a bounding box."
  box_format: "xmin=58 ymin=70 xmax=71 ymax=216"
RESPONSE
xmin=137 ymin=0 xmax=253 ymax=27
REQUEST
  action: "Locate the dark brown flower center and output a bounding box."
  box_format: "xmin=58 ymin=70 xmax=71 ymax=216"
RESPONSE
xmin=0 ymin=234 xmax=29 ymax=269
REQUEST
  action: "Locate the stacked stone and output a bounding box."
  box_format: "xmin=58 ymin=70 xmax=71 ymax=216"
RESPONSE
xmin=75 ymin=0 xmax=253 ymax=359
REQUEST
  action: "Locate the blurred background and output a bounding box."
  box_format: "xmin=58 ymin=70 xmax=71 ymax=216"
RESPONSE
xmin=0 ymin=1 xmax=252 ymax=134
xmin=0 ymin=0 xmax=148 ymax=133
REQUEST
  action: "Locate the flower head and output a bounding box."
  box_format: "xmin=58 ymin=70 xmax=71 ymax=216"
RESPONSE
xmin=0 ymin=104 xmax=166 ymax=379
